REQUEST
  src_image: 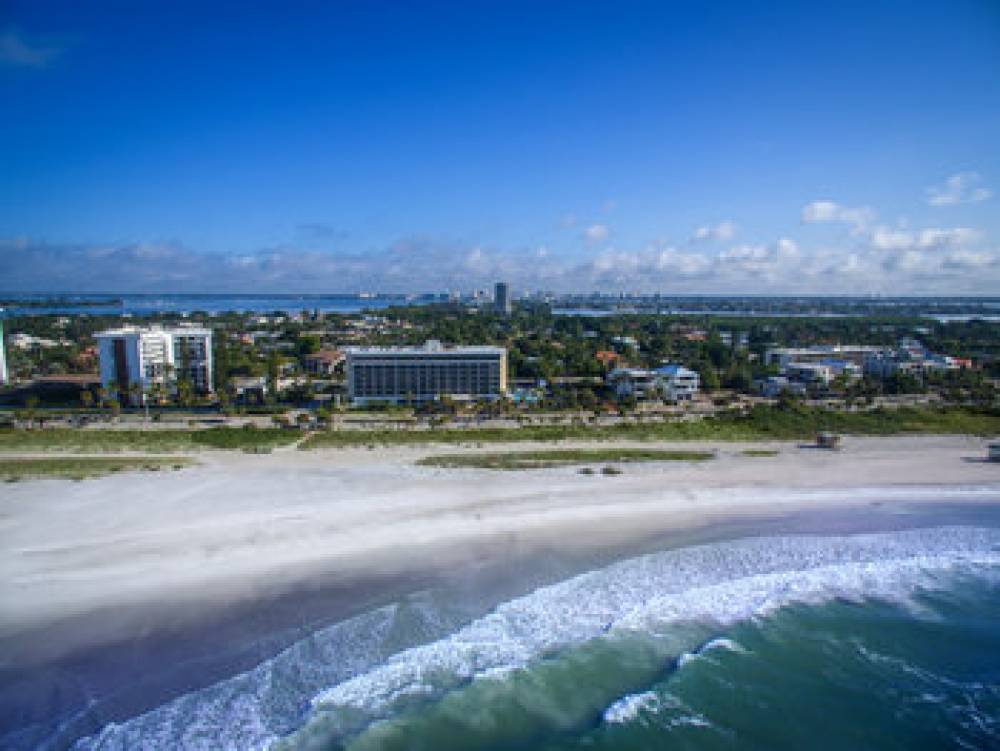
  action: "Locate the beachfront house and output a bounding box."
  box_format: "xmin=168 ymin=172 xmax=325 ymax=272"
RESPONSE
xmin=606 ymin=364 xmax=699 ymax=403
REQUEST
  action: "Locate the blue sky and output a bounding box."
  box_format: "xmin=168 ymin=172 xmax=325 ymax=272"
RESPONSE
xmin=1 ymin=0 xmax=999 ymax=294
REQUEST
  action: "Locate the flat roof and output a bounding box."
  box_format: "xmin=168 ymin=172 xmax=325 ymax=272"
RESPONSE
xmin=345 ymin=344 xmax=505 ymax=356
xmin=96 ymin=325 xmax=212 ymax=337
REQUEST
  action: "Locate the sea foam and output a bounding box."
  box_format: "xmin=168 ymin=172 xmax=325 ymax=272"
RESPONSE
xmin=73 ymin=526 xmax=1000 ymax=751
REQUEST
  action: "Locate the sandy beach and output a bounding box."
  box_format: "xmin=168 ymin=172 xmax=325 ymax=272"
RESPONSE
xmin=2 ymin=434 xmax=1000 ymax=749
xmin=2 ymin=434 xmax=999 ymax=654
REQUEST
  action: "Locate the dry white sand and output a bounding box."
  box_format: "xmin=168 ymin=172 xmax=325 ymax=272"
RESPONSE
xmin=2 ymin=435 xmax=999 ymax=652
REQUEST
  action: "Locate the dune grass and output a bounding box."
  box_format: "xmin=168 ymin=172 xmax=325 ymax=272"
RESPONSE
xmin=0 ymin=427 xmax=298 ymax=453
xmin=0 ymin=406 xmax=996 ymax=454
xmin=416 ymin=448 xmax=715 ymax=470
xmin=302 ymin=406 xmax=1000 ymax=449
xmin=0 ymin=456 xmax=195 ymax=482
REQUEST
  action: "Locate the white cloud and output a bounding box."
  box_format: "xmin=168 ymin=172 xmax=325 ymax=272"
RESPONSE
xmin=776 ymin=237 xmax=799 ymax=258
xmin=583 ymin=224 xmax=610 ymax=242
xmin=692 ymin=220 xmax=736 ymax=242
xmin=801 ymin=200 xmax=875 ymax=232
xmin=926 ymin=172 xmax=992 ymax=206
xmin=942 ymin=250 xmax=997 ymax=270
xmin=1 ymin=212 xmax=996 ymax=297
xmin=892 ymin=250 xmax=928 ymax=273
xmin=870 ymin=226 xmax=980 ymax=252
xmin=0 ymin=27 xmax=62 ymax=68
xmin=720 ymin=244 xmax=769 ymax=262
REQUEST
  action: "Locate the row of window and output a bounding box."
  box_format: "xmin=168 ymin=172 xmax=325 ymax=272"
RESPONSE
xmin=351 ymin=363 xmax=502 ymax=397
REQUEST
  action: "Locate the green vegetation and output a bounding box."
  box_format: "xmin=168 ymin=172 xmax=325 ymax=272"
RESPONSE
xmin=742 ymin=448 xmax=780 ymax=457
xmin=189 ymin=427 xmax=298 ymax=450
xmin=415 ymin=448 xmax=715 ymax=470
xmin=300 ymin=406 xmax=1000 ymax=449
xmin=0 ymin=427 xmax=299 ymax=453
xmin=0 ymin=456 xmax=194 ymax=482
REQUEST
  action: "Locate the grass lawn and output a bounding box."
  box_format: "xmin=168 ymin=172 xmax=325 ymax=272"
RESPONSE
xmin=741 ymin=448 xmax=780 ymax=457
xmin=415 ymin=448 xmax=716 ymax=470
xmin=0 ymin=456 xmax=195 ymax=482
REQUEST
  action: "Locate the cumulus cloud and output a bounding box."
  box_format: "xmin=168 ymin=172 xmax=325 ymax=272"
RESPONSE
xmin=692 ymin=220 xmax=736 ymax=242
xmin=869 ymin=226 xmax=980 ymax=252
xmin=926 ymin=172 xmax=992 ymax=206
xmin=801 ymin=200 xmax=875 ymax=232
xmin=942 ymin=250 xmax=998 ymax=270
xmin=583 ymin=224 xmax=610 ymax=243
xmin=1 ymin=219 xmax=997 ymax=296
xmin=0 ymin=27 xmax=63 ymax=68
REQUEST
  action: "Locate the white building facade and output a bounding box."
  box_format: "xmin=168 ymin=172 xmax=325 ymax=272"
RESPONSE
xmin=346 ymin=340 xmax=507 ymax=405
xmin=96 ymin=326 xmax=213 ymax=404
xmin=607 ymin=364 xmax=700 ymax=402
xmin=0 ymin=317 xmax=7 ymax=385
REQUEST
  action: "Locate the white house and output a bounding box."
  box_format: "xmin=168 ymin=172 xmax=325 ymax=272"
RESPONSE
xmin=653 ymin=364 xmax=700 ymax=401
xmin=607 ymin=364 xmax=699 ymax=402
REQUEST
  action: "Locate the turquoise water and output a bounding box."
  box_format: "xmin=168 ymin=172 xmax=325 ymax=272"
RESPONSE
xmin=65 ymin=525 xmax=1000 ymax=750
xmin=342 ymin=585 xmax=1000 ymax=751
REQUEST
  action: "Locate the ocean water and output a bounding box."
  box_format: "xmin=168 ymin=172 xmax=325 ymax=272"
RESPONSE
xmin=51 ymin=524 xmax=1000 ymax=751
xmin=0 ymin=293 xmax=412 ymax=317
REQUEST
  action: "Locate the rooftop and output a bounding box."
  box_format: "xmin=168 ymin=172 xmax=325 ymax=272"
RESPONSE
xmin=96 ymin=324 xmax=212 ymax=337
xmin=345 ymin=340 xmax=505 ymax=356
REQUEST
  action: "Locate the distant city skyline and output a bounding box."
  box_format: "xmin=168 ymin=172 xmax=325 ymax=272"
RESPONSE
xmin=2 ymin=1 xmax=999 ymax=294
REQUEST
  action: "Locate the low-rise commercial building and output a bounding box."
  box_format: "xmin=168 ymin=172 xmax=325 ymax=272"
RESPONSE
xmin=345 ymin=340 xmax=507 ymax=405
xmin=765 ymin=345 xmax=886 ymax=369
xmin=864 ymin=344 xmax=961 ymax=378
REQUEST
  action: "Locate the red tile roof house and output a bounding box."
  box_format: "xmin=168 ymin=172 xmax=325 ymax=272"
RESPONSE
xmin=303 ymin=349 xmax=345 ymax=376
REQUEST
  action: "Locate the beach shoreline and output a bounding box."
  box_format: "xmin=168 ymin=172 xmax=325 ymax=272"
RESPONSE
xmin=1 ymin=435 xmax=999 ymax=747
xmin=2 ymin=435 xmax=999 ymax=649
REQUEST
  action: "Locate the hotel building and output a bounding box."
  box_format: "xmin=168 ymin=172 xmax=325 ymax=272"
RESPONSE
xmin=345 ymin=340 xmax=507 ymax=405
xmin=96 ymin=325 xmax=213 ymax=404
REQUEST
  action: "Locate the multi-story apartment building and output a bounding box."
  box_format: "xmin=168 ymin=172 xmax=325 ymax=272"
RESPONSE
xmin=345 ymin=340 xmax=507 ymax=405
xmin=0 ymin=317 xmax=7 ymax=385
xmin=96 ymin=325 xmax=213 ymax=404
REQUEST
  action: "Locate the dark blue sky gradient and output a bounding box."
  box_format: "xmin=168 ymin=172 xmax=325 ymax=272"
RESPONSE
xmin=1 ymin=1 xmax=998 ymax=292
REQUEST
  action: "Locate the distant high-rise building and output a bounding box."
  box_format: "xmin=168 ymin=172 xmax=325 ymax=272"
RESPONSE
xmin=96 ymin=325 xmax=213 ymax=404
xmin=495 ymin=281 xmax=511 ymax=315
xmin=0 ymin=316 xmax=7 ymax=385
